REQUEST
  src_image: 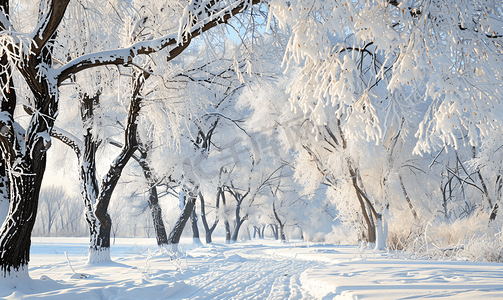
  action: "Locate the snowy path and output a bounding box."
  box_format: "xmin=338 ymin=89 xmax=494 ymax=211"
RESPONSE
xmin=1 ymin=238 xmax=502 ymax=299
xmin=178 ymin=245 xmax=320 ymax=299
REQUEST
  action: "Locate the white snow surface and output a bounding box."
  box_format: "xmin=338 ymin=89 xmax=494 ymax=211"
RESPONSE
xmin=1 ymin=237 xmax=502 ymax=299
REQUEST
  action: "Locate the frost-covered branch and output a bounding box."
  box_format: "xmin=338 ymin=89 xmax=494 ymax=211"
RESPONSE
xmin=50 ymin=126 xmax=82 ymax=157
xmin=56 ymin=0 xmax=261 ymax=85
xmin=31 ymin=0 xmax=71 ymax=56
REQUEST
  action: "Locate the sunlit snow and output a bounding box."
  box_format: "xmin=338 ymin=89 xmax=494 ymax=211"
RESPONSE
xmin=1 ymin=237 xmax=501 ymax=299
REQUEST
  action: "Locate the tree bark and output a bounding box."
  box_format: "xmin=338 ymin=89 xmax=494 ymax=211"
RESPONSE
xmin=224 ymin=220 xmax=232 ymax=243
xmin=0 ymin=152 xmax=46 ymax=276
xmin=135 ymin=150 xmax=168 ymax=246
xmin=221 ymin=189 xmax=231 ymax=243
xmin=231 ymin=218 xmax=244 ymax=242
xmin=489 ymin=203 xmax=499 ymax=221
xmin=348 ymin=162 xmax=376 ymax=243
xmin=190 ymin=203 xmax=201 ymax=244
xmin=168 ymin=189 xmax=197 ymax=251
xmin=199 ymin=190 xmax=219 ymax=244
xmin=0 ymin=133 xmax=9 ymax=225
xmin=231 ymin=200 xmax=247 ymax=242
xmin=270 ymin=224 xmax=279 ymax=240
xmin=399 ymin=175 xmax=418 ymax=220
xmin=0 ymin=0 xmax=69 ymax=276
xmin=490 ymin=175 xmax=503 ymax=221
xmin=272 ymin=201 xmax=286 ymax=242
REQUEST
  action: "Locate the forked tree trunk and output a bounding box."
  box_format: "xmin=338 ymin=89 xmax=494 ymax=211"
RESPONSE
xmin=320 ymin=122 xmax=378 ymax=245
xmin=199 ymin=191 xmax=219 ymax=244
xmin=253 ymin=226 xmax=261 ymax=239
xmin=472 ymin=147 xmax=494 ymax=211
xmin=107 ymin=140 xmax=169 ymax=246
xmin=231 ymin=200 xmax=247 ymax=242
xmin=231 ymin=218 xmax=245 ymax=242
xmin=90 ymin=72 xmax=146 ymax=261
xmin=224 ymin=186 xmax=250 ymax=243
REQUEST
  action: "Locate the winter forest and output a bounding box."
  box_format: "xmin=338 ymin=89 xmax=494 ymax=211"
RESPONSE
xmin=1 ymin=0 xmax=503 ymax=299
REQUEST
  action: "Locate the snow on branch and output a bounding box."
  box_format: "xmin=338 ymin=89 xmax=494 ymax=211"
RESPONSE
xmin=55 ymin=0 xmax=261 ymax=85
xmin=30 ymin=0 xmax=71 ymax=56
xmin=50 ymin=126 xmax=82 ymax=157
xmin=271 ymin=0 xmax=503 ymax=152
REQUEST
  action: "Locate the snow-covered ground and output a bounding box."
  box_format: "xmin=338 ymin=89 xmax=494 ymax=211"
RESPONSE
xmin=1 ymin=237 xmax=502 ymax=299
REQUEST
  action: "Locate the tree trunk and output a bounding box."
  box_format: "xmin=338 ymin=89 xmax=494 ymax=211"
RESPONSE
xmin=149 ymin=197 xmax=168 ymax=246
xmin=231 ymin=199 xmax=247 ymax=242
xmin=136 ymin=151 xmax=168 ymax=246
xmin=168 ymin=189 xmax=197 ymax=252
xmin=348 ymin=162 xmax=376 ymax=243
xmin=490 ymin=175 xmax=503 ymax=221
xmin=191 ymin=204 xmax=201 ymax=245
xmin=472 ymin=147 xmax=494 ymax=211
xmin=0 ymin=69 xmax=56 ymax=276
xmin=374 ymin=213 xmax=386 ymax=250
xmin=90 ymin=72 xmax=144 ymax=262
xmin=224 ymin=219 xmax=232 ymax=243
xmin=221 ymin=188 xmax=231 ymax=243
xmin=0 ymin=160 xmax=9 ymax=226
xmin=0 ymin=15 xmax=62 ymax=274
xmin=231 ymin=218 xmax=244 ymax=242
xmin=399 ymin=175 xmax=418 ymax=220
xmin=333 ymin=121 xmax=376 ymax=244
xmin=199 ymin=190 xmax=219 ymax=244
xmin=279 ymin=224 xmax=285 ymax=241
xmin=253 ymin=226 xmax=259 ymax=239
xmin=108 ymin=139 xmax=169 ymax=246
xmin=75 ymin=93 xmax=102 ymax=263
xmin=489 ymin=203 xmax=499 ymax=221
xmin=0 ymin=154 xmax=46 ymax=277
xmin=272 ymin=201 xmax=286 ymax=242
xmin=270 ymin=224 xmax=278 ymax=240
xmin=297 ymin=225 xmax=304 ymax=241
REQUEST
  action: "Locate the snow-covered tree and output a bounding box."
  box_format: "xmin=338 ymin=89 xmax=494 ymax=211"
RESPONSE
xmin=271 ymin=0 xmax=503 ymax=152
xmin=261 ymin=0 xmax=503 ymax=248
xmin=0 ymin=0 xmax=262 ymax=278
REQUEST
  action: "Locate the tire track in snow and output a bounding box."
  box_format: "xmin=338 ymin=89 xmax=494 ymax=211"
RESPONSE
xmin=184 ymin=249 xmax=321 ymax=299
